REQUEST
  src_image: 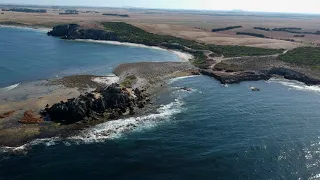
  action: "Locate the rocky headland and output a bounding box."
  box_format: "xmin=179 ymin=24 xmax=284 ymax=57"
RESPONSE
xmin=203 ymin=56 xmax=320 ymax=85
xmin=0 ymin=60 xmax=198 ymax=148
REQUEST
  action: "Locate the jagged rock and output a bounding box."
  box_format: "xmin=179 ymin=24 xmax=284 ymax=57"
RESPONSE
xmin=266 ymin=68 xmax=320 ymax=85
xmin=46 ymin=83 xmax=147 ymax=124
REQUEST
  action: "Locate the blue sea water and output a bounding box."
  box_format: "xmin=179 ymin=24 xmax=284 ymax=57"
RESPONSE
xmin=1 ymin=27 xmax=320 ymax=180
xmin=0 ymin=27 xmax=180 ymax=88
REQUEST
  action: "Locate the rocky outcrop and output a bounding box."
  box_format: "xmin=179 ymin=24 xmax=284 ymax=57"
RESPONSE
xmin=200 ymin=70 xmax=270 ymax=84
xmin=266 ymin=68 xmax=320 ymax=85
xmin=47 ymin=24 xmax=117 ymax=40
xmin=201 ymin=67 xmax=320 ymax=85
xmin=46 ymin=83 xmax=148 ymax=124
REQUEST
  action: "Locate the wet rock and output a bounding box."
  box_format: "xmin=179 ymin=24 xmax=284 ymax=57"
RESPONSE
xmin=0 ymin=111 xmax=16 ymax=119
xmin=18 ymin=110 xmax=43 ymax=124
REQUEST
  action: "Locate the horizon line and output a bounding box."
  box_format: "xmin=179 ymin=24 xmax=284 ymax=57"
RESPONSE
xmin=1 ymin=3 xmax=320 ymax=15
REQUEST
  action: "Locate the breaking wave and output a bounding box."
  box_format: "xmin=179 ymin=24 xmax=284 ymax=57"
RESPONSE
xmin=69 ymin=98 xmax=185 ymax=144
xmin=0 ymin=83 xmax=20 ymax=92
xmin=268 ymin=78 xmax=320 ymax=93
xmin=168 ymin=75 xmax=199 ymax=84
xmin=0 ymin=98 xmax=185 ymax=154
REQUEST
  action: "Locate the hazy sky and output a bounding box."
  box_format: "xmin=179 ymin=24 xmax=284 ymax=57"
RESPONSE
xmin=1 ymin=0 xmax=319 ymax=14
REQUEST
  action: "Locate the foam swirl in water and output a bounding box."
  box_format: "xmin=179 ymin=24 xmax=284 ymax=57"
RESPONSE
xmin=268 ymin=78 xmax=320 ymax=93
xmin=68 ymin=98 xmax=185 ymax=144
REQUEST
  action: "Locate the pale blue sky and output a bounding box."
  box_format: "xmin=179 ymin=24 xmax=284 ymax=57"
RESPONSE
xmin=1 ymin=0 xmax=319 ymax=14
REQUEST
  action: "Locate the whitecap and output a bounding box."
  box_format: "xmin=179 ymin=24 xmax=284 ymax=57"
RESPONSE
xmin=68 ymin=98 xmax=185 ymax=144
xmin=268 ymin=78 xmax=320 ymax=93
xmin=0 ymin=83 xmax=20 ymax=92
xmin=168 ymin=75 xmax=199 ymax=84
xmin=0 ymin=137 xmax=60 ymax=155
xmin=0 ymin=99 xmax=185 ymax=151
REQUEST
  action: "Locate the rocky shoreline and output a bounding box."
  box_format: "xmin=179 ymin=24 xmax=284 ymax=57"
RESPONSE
xmin=0 ymin=61 xmax=198 ymax=149
xmin=201 ymin=68 xmax=320 ymax=85
xmin=2 ymin=23 xmax=320 ymax=151
xmin=47 ymin=24 xmax=320 ymax=86
xmin=201 ymin=55 xmax=320 ymax=85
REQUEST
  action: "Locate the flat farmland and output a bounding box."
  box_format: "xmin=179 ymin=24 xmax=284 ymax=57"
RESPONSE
xmin=1 ymin=6 xmax=320 ymax=49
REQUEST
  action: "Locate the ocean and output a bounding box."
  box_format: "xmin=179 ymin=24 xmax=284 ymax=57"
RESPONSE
xmin=0 ymin=27 xmax=181 ymax=88
xmin=1 ymin=27 xmax=320 ymax=180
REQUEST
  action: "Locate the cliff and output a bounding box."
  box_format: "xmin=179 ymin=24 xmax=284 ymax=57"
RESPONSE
xmin=47 ymin=24 xmax=117 ymax=40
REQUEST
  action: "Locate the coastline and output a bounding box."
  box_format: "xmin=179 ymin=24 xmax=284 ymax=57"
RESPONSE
xmin=0 ymin=61 xmax=199 ymax=149
xmin=74 ymin=39 xmax=194 ymax=62
xmin=0 ymin=24 xmax=51 ymax=33
xmin=2 ymin=22 xmax=320 ymax=152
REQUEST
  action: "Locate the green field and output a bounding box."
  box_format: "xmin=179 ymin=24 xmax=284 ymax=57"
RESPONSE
xmin=279 ymin=47 xmax=320 ymax=66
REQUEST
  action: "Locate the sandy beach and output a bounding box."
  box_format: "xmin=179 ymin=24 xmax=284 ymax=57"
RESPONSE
xmin=74 ymin=39 xmax=194 ymax=62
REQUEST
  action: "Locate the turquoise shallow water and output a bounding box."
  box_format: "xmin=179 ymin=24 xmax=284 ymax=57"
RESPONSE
xmin=1 ymin=27 xmax=320 ymax=180
xmin=0 ymin=27 xmax=180 ymax=88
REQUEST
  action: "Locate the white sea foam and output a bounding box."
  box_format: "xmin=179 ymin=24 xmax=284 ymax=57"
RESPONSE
xmin=0 ymin=98 xmax=185 ymax=153
xmin=74 ymin=39 xmax=193 ymax=61
xmin=68 ymin=98 xmax=185 ymax=144
xmin=0 ymin=83 xmax=20 ymax=92
xmin=268 ymin=78 xmax=320 ymax=93
xmin=92 ymin=76 xmax=120 ymax=86
xmin=168 ymin=75 xmax=199 ymax=84
xmin=0 ymin=137 xmax=61 ymax=154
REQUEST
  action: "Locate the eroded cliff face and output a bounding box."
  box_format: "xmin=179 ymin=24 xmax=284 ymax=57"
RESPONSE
xmin=47 ymin=24 xmax=117 ymax=40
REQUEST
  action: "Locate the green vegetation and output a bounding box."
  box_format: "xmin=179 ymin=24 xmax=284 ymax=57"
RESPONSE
xmin=212 ymin=26 xmax=242 ymax=32
xmin=273 ymin=27 xmax=302 ymax=31
xmin=236 ymin=32 xmax=265 ymax=38
xmin=2 ymin=8 xmax=47 ymax=13
xmin=294 ymin=35 xmax=305 ymax=37
xmin=208 ymin=45 xmax=282 ymax=57
xmin=121 ymin=75 xmax=137 ymax=88
xmin=214 ymin=62 xmax=243 ymax=72
xmin=254 ymin=26 xmax=320 ymax=35
xmin=279 ymin=47 xmax=320 ymax=66
xmin=102 ymin=22 xmax=283 ymax=67
xmin=59 ymin=10 xmax=79 ymax=15
xmin=254 ymin=27 xmax=271 ymax=31
xmin=102 ymin=13 xmax=129 ymax=17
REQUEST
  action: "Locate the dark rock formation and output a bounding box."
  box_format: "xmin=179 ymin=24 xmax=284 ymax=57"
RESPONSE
xmin=46 ymin=83 xmax=147 ymax=124
xmin=266 ymin=68 xmax=320 ymax=85
xmin=200 ymin=70 xmax=270 ymax=84
xmin=47 ymin=24 xmax=117 ymax=40
xmin=201 ymin=67 xmax=320 ymax=85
